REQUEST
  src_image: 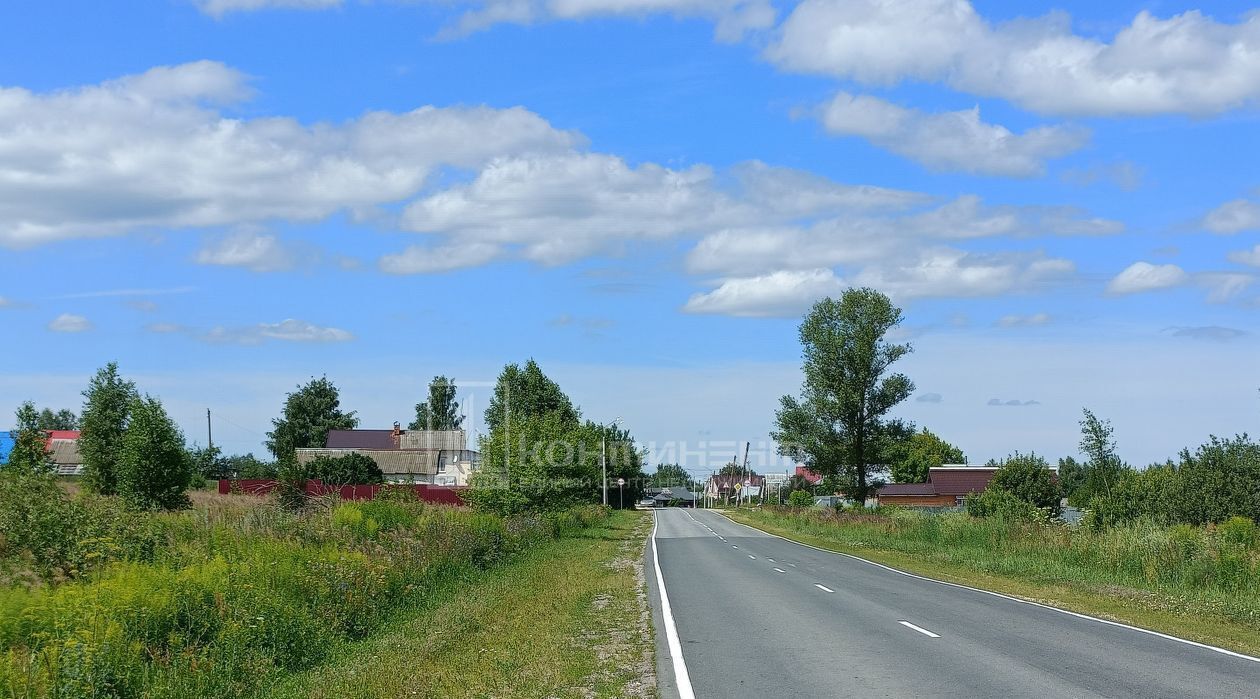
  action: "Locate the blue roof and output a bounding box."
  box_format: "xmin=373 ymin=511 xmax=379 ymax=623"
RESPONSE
xmin=0 ymin=431 xmax=14 ymax=465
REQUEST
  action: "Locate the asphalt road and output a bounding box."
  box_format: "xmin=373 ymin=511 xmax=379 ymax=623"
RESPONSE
xmin=646 ymin=508 xmax=1260 ymax=698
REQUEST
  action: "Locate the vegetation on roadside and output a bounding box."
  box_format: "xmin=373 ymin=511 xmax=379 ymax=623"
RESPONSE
xmin=262 ymin=510 xmax=656 ymax=699
xmin=0 ymin=481 xmax=613 ymax=698
xmin=732 ymin=506 xmax=1260 ymax=654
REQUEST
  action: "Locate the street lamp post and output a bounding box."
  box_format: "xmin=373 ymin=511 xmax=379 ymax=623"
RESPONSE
xmin=601 ymin=417 xmax=622 ymax=507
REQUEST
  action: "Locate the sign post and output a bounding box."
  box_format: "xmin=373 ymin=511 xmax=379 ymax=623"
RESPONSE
xmin=617 ymin=477 xmax=625 ymax=509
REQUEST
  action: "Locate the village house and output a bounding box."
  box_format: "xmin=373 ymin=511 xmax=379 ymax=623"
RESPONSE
xmin=294 ymin=424 xmax=480 ymax=486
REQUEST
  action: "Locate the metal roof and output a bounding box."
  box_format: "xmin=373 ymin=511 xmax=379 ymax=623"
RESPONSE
xmin=877 ymin=482 xmax=938 ymax=496
xmin=325 ymin=430 xmax=400 ymax=450
xmin=928 ymin=467 xmax=998 ymax=495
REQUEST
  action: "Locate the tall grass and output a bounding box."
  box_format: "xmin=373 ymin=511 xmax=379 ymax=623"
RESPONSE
xmin=746 ymin=507 xmax=1260 ymax=627
xmin=0 ymin=486 xmax=609 ymax=699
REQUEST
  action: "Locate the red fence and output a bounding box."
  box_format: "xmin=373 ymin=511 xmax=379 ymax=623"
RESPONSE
xmin=218 ymin=479 xmax=466 ymax=506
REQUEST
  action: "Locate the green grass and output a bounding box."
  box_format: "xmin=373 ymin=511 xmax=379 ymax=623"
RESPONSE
xmin=259 ymin=510 xmax=656 ymax=699
xmin=726 ymin=507 xmax=1260 ymax=657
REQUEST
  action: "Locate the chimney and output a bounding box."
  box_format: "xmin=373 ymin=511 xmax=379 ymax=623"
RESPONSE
xmin=392 ymin=421 xmax=401 ymax=446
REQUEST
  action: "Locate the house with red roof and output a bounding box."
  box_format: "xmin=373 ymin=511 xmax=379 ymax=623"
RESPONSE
xmin=877 ymin=466 xmax=1006 ymax=508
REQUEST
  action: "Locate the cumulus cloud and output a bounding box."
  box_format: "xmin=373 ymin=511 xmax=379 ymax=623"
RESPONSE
xmin=996 ymin=312 xmax=1051 ymax=327
xmin=1228 ymin=245 xmax=1260 ymax=267
xmin=196 ymin=0 xmax=340 ymax=17
xmin=769 ymin=1 xmax=1260 ymax=116
xmin=379 ymin=242 xmax=501 ymax=274
xmin=987 ymin=398 xmax=1040 ymax=407
xmin=819 ymin=93 xmax=1087 ymax=176
xmin=683 ymin=268 xmax=847 ymax=317
xmin=1106 ymin=262 xmax=1189 ymax=295
xmin=195 ymin=230 xmax=304 ymax=272
xmin=48 ymin=314 xmax=91 ymax=333
xmin=0 ymin=61 xmax=577 ymax=247
xmin=1203 ymin=198 xmax=1260 ymax=234
xmin=1168 ymin=326 xmax=1248 ymax=342
xmin=916 ymin=392 xmax=943 ymax=403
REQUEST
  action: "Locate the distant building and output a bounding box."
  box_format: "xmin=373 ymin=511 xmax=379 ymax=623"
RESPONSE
xmin=794 ymin=465 xmax=823 ymax=485
xmin=0 ymin=430 xmax=84 ymax=475
xmin=296 ymin=425 xmax=480 ymax=486
xmin=704 ymin=473 xmax=765 ymax=505
xmin=877 ymin=465 xmax=1056 ymax=508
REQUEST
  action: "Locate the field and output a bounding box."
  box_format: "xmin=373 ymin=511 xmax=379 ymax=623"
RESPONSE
xmin=0 ymin=480 xmax=653 ymax=699
xmin=729 ymin=506 xmax=1260 ymax=656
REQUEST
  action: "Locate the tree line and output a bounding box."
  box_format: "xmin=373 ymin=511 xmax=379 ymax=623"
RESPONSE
xmin=771 ymin=288 xmax=1260 ymax=529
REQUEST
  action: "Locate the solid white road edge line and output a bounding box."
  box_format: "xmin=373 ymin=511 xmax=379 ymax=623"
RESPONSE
xmin=709 ymin=510 xmax=1260 ymax=664
xmin=815 ymin=584 xmax=835 ymax=593
xmin=899 ymin=620 xmax=941 ymax=638
xmin=652 ymin=511 xmax=697 ymax=699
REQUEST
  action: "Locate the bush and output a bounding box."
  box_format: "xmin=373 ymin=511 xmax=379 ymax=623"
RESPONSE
xmin=965 ymin=488 xmax=1043 ymax=522
xmin=1218 ymin=516 xmax=1258 ymax=549
xmin=989 ymin=452 xmax=1060 ymax=516
xmin=787 ymin=490 xmax=813 ymax=508
xmin=305 ymin=452 xmax=384 ymax=485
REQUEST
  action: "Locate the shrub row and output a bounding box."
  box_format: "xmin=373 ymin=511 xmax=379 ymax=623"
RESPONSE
xmin=0 ymin=484 xmax=609 ymax=698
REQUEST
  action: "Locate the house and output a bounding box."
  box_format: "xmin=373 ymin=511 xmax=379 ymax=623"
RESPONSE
xmin=296 ymin=425 xmax=480 ymax=486
xmin=794 ymin=465 xmax=823 ymax=485
xmin=704 ymin=473 xmax=765 ymax=505
xmin=47 ymin=431 xmax=84 ymax=476
xmin=645 ymin=486 xmax=696 ymax=507
xmin=876 ymin=465 xmax=1056 ymax=508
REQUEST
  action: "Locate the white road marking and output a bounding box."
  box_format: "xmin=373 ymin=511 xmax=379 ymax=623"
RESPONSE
xmin=773 ymin=567 xmax=786 ymax=573
xmin=651 ymin=511 xmax=697 ymax=699
xmin=748 ymin=554 xmax=756 ymax=560
xmin=787 ymin=563 xmax=797 ymax=567
xmin=815 ymin=584 xmax=835 ymax=593
xmin=767 ymin=558 xmax=775 ymax=563
xmin=899 ymin=621 xmax=941 ymax=638
xmin=714 ymin=512 xmax=1260 ymax=664
xmin=732 ymin=545 xmax=738 ymax=549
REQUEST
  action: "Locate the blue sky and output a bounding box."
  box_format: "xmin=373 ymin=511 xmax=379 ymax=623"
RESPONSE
xmin=2 ymin=0 xmax=1259 ymax=476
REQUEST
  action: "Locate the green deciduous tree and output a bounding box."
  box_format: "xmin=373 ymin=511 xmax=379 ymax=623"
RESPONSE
xmin=787 ymin=489 xmax=813 ymax=508
xmin=36 ymin=408 xmax=78 ymax=430
xmin=409 ymin=375 xmax=464 ymax=431
xmin=483 ymin=359 xmax=579 ymax=433
xmin=988 ymin=452 xmax=1060 ymax=515
xmin=1074 ymin=408 xmax=1127 ymax=507
xmin=649 ymin=463 xmax=696 ymax=490
xmin=889 ymin=428 xmax=966 ymax=483
xmin=773 ymin=289 xmax=915 ymax=504
xmin=266 ymin=376 xmax=359 ymax=463
xmin=1057 ymin=456 xmax=1085 ymax=502
xmin=7 ymin=402 xmax=53 ymax=475
xmin=118 ymin=395 xmax=195 ymax=510
xmin=78 ymin=362 xmax=138 ymax=495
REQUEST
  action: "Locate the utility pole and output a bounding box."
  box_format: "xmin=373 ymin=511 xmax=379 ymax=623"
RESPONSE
xmin=206 ymin=409 xmax=213 ymax=452
xmin=741 ymin=441 xmax=750 ymax=505
xmin=602 ymin=417 xmax=622 ymax=507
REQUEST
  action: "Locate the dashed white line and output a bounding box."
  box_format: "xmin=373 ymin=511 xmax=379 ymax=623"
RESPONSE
xmin=787 ymin=563 xmax=797 ymax=567
xmin=767 ymin=558 xmax=775 ymax=563
xmin=815 ymin=584 xmax=835 ymax=593
xmin=773 ymin=567 xmax=786 ymax=573
xmin=898 ymin=621 xmax=941 ymax=638
xmin=732 ymin=545 xmax=738 ymax=549
xmin=748 ymin=554 xmax=757 ymax=560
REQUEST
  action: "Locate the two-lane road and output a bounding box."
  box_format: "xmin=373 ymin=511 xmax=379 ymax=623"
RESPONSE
xmin=646 ymin=508 xmax=1260 ymax=698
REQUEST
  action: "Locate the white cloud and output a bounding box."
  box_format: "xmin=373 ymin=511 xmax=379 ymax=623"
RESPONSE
xmin=48 ymin=314 xmax=91 ymax=333
xmin=0 ymin=61 xmax=578 ymax=247
xmin=916 ymin=392 xmax=943 ymax=403
xmin=50 ymin=287 xmax=196 ymax=300
xmin=201 ymin=319 xmax=353 ymax=344
xmin=997 ymin=312 xmax=1051 ymax=327
xmin=819 ymin=93 xmax=1087 ymax=176
xmin=851 ymin=249 xmax=1073 ymax=301
xmin=379 ymin=242 xmax=501 ymax=274
xmin=196 ymin=230 xmax=301 ymax=272
xmin=1106 ymin=261 xmax=1189 ymax=295
xmin=1228 ymin=245 xmax=1260 ymax=267
xmin=196 ymin=0 xmax=341 ymax=17
xmin=987 ymin=398 xmax=1040 ymax=407
xmin=769 ymin=1 xmax=1260 ymax=116
xmin=1199 ymin=273 xmax=1255 ymax=303
xmin=1168 ymin=326 xmax=1248 ymax=342
xmin=1203 ymin=198 xmax=1260 ymax=234
xmin=683 ymin=268 xmax=847 ymax=317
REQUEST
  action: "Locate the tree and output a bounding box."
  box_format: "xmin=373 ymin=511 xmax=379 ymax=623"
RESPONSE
xmin=773 ymin=290 xmax=915 ymax=504
xmin=410 ymin=375 xmax=464 ymax=431
xmin=1075 ymin=409 xmax=1126 ymax=506
xmin=988 ymin=452 xmax=1060 ymax=515
xmin=1057 ymin=456 xmax=1085 ymax=503
xmin=7 ymin=402 xmax=53 ymax=475
xmin=36 ymin=408 xmax=78 ymax=430
xmin=224 ymin=453 xmax=275 ymax=479
xmin=79 ymin=362 xmax=138 ymax=495
xmin=650 ymin=463 xmax=696 ymax=490
xmin=266 ymin=376 xmax=359 ymax=463
xmin=484 ymin=359 xmax=579 ymax=433
xmin=189 ymin=443 xmax=226 ymax=480
xmin=889 ymin=428 xmax=965 ymax=483
xmin=787 ymin=489 xmax=813 ymax=508
xmin=118 ymin=395 xmax=195 ymax=510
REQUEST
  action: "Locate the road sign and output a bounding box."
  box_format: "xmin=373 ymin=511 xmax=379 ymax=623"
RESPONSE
xmin=734 ymin=482 xmax=742 ymax=491
xmin=617 ymin=478 xmax=625 ymax=486
xmin=764 ymin=473 xmax=788 ymax=485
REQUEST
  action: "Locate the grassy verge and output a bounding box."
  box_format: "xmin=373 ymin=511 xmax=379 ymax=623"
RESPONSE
xmin=259 ymin=509 xmax=656 ymax=699
xmin=725 ymin=507 xmax=1260 ymax=657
